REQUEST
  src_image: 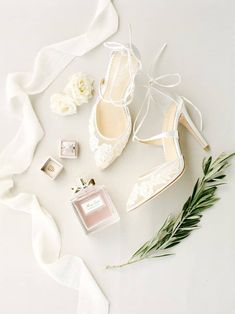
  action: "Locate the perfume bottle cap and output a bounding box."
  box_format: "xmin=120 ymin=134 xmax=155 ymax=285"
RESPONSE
xmin=72 ymin=177 xmax=95 ymax=194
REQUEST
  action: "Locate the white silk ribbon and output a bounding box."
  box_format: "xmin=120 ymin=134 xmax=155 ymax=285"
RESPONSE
xmin=0 ymin=1 xmax=118 ymax=313
xmin=133 ymin=43 xmax=203 ymax=143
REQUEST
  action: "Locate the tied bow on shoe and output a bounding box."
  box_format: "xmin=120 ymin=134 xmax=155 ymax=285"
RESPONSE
xmin=133 ymin=43 xmax=203 ymax=142
xmin=98 ymin=26 xmax=140 ymax=107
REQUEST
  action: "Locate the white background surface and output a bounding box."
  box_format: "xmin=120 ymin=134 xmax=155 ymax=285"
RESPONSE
xmin=0 ymin=0 xmax=235 ymax=313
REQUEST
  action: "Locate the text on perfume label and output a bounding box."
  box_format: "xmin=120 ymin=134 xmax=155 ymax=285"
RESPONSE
xmin=81 ymin=196 xmax=105 ymax=214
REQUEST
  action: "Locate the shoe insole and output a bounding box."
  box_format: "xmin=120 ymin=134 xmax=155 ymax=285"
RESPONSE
xmin=96 ymin=51 xmax=139 ymax=139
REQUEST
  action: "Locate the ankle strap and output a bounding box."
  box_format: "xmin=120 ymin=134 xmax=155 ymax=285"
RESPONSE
xmin=98 ymin=25 xmax=141 ymax=107
xmin=98 ymin=76 xmax=134 ymax=107
xmin=133 ymin=130 xmax=179 ymax=145
xmin=132 ymin=43 xmax=182 ymax=144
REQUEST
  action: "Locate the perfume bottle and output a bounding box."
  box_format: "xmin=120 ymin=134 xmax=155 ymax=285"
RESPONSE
xmin=70 ymin=178 xmax=120 ymax=234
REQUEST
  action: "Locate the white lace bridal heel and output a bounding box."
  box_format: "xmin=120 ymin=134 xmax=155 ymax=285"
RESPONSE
xmin=89 ymin=29 xmax=142 ymax=169
xmin=126 ymin=44 xmax=209 ymax=212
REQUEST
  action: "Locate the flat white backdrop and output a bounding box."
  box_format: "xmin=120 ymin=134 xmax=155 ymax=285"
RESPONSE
xmin=0 ymin=0 xmax=235 ymax=313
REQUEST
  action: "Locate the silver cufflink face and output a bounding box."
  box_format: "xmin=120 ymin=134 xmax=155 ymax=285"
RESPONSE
xmin=59 ymin=140 xmax=79 ymax=159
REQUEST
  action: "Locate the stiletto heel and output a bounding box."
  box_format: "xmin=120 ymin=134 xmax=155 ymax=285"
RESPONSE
xmin=126 ymin=44 xmax=210 ymax=212
xmin=180 ymin=105 xmax=209 ymax=150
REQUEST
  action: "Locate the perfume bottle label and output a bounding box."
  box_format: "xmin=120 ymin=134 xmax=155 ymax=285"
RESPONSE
xmin=81 ymin=196 xmax=105 ymax=215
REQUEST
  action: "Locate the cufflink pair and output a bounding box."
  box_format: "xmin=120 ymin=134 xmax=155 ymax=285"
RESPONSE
xmin=41 ymin=140 xmax=79 ymax=180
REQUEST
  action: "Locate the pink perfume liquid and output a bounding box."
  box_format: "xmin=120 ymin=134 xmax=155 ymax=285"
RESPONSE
xmin=71 ymin=183 xmax=119 ymax=234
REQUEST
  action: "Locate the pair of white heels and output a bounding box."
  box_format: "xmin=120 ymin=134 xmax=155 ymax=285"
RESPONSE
xmin=89 ymin=35 xmax=209 ymax=212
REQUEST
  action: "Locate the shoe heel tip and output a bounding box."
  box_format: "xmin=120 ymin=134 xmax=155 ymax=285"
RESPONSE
xmin=203 ymin=144 xmax=210 ymax=151
xmin=126 ymin=205 xmax=134 ymax=212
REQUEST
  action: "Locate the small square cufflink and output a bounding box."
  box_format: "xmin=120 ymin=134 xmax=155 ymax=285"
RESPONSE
xmin=41 ymin=157 xmax=63 ymax=180
xmin=59 ymin=140 xmax=79 ymax=159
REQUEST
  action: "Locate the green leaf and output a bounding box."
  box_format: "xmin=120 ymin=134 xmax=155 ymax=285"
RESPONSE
xmin=203 ymin=156 xmax=212 ymax=175
xmin=150 ymin=253 xmax=174 ymax=259
xmin=108 ymin=152 xmax=235 ymax=269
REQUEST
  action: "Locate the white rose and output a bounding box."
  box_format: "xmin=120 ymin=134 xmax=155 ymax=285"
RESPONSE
xmin=50 ymin=93 xmax=77 ymax=116
xmin=64 ymin=72 xmax=94 ymax=106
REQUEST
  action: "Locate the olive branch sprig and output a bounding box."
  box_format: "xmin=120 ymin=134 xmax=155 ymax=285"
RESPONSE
xmin=107 ymin=153 xmax=234 ymax=269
